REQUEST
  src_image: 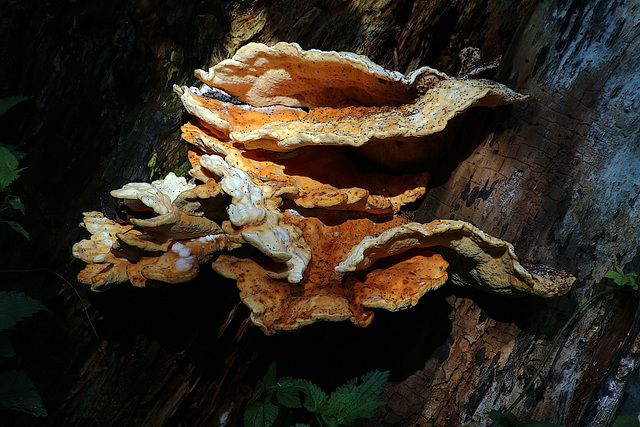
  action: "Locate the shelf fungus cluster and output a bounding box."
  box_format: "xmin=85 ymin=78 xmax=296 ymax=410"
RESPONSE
xmin=73 ymin=42 xmax=575 ymax=334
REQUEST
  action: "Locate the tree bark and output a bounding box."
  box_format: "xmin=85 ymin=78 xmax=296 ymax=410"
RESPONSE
xmin=1 ymin=0 xmax=638 ymax=426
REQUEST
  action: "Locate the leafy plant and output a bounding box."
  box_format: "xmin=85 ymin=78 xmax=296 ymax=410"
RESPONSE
xmin=0 ymin=96 xmax=30 ymax=240
xmin=490 ymin=266 xmax=639 ymax=426
xmin=244 ymin=363 xmax=389 ymax=427
xmin=0 ymin=291 xmax=49 ymax=417
xmin=605 ymin=267 xmax=639 ymax=291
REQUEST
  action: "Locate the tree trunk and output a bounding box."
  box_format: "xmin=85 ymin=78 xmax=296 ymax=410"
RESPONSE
xmin=1 ymin=0 xmax=638 ymax=426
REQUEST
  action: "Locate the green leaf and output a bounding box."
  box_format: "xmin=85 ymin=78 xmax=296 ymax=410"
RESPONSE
xmin=0 ymin=336 xmax=16 ymax=358
xmin=352 ymin=370 xmax=389 ymax=402
xmin=324 ymin=392 xmax=361 ymax=426
xmin=302 ymin=380 xmax=328 ymax=413
xmin=247 ymin=380 xmax=265 ymax=405
xmin=263 ymin=362 xmax=277 ymax=388
xmin=261 ymin=362 xmax=278 ymax=402
xmin=333 ymin=377 xmax=358 ymax=396
xmin=0 ymin=370 xmax=47 ymax=417
xmin=489 ymin=410 xmax=519 ymax=426
xmin=317 ymin=370 xmax=389 ymax=426
xmin=243 ymin=400 xmax=279 ymax=427
xmin=6 ymin=221 xmax=30 ymax=240
xmin=0 ymin=146 xmax=20 ymax=188
xmin=262 ymin=401 xmax=279 ymax=425
xmin=243 ymin=401 xmax=261 ymax=427
xmin=324 ymin=391 xmax=383 ymax=425
xmin=613 ymin=415 xmax=640 ymax=427
xmin=0 ymin=96 xmax=30 ymax=116
xmin=336 ymin=370 xmax=389 ymax=418
xmin=0 ymin=291 xmax=48 ymax=332
xmin=605 ymin=268 xmax=640 ymax=291
xmin=0 ymin=144 xmax=26 ymax=161
xmin=604 ymin=270 xmax=620 ymax=279
xmin=7 ymin=195 xmax=25 ymax=215
xmin=274 ymin=378 xmax=303 ymax=409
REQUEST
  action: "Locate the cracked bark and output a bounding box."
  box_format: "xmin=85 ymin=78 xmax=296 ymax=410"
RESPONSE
xmin=2 ymin=0 xmax=639 ymax=426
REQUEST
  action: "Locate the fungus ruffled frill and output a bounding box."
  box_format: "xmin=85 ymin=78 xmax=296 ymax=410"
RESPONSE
xmin=211 ymin=213 xmax=450 ymax=334
xmin=336 ymin=220 xmax=575 ymax=298
xmin=179 ymin=42 xmax=533 ymax=170
xmin=72 ymin=175 xmax=238 ymax=290
xmin=72 ymin=42 xmax=573 ymax=333
xmin=181 ymin=120 xmax=428 ymax=214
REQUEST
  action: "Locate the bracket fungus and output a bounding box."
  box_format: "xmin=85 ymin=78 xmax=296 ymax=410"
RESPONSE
xmin=335 ymin=220 xmax=575 ymax=298
xmin=179 ymin=42 xmax=533 ymax=170
xmin=73 ymin=42 xmax=574 ymax=333
xmin=181 ymin=120 xmax=428 ymax=214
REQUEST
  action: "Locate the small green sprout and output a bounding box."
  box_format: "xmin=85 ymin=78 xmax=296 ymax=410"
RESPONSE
xmin=0 ymin=96 xmax=30 ymax=240
xmin=604 ymin=267 xmax=639 ymax=290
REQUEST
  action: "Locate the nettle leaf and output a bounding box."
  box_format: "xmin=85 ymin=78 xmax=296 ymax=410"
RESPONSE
xmin=7 ymin=221 xmax=30 ymax=240
xmin=324 ymin=370 xmax=390 ymax=425
xmin=274 ymin=377 xmax=304 ymax=409
xmin=302 ymin=380 xmax=328 ymax=413
xmin=0 ymin=146 xmax=21 ymax=188
xmin=262 ymin=402 xmax=279 ymax=426
xmin=263 ymin=362 xmax=277 ymax=388
xmin=0 ymin=291 xmax=48 ymax=332
xmin=7 ymin=195 xmax=25 ymax=215
xmin=0 ymin=96 xmax=30 ymax=115
xmin=333 ymin=377 xmax=358 ymax=396
xmin=0 ymin=370 xmax=47 ymax=417
xmin=0 ymin=144 xmax=26 ymax=161
xmin=247 ymin=380 xmax=265 ymax=405
xmin=324 ymin=392 xmax=361 ymax=426
xmin=243 ymin=400 xmax=279 ymax=427
xmin=351 ymin=370 xmax=389 ymax=402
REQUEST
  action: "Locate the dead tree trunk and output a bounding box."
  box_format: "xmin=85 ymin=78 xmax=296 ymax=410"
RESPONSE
xmin=2 ymin=0 xmax=638 ymax=426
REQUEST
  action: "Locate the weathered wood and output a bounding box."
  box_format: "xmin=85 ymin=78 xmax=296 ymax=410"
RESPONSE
xmin=2 ymin=0 xmax=639 ymax=426
xmin=395 ymin=0 xmax=640 ymax=425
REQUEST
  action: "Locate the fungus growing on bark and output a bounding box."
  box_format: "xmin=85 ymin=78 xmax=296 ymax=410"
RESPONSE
xmin=211 ymin=213 xmax=450 ymax=334
xmin=72 ymin=176 xmax=238 ymax=290
xmin=181 ymin=120 xmax=428 ymax=214
xmin=194 ymin=41 xmax=430 ymax=108
xmin=72 ymin=212 xmax=234 ymax=290
xmin=210 ymin=215 xmax=573 ymax=334
xmin=72 ymin=42 xmax=573 ymax=333
xmin=198 ymin=153 xmax=311 ymax=283
xmin=181 ymin=42 xmax=533 ymax=170
xmin=336 ymin=220 xmax=575 ymax=298
xmin=111 ymin=172 xmax=195 ymax=215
